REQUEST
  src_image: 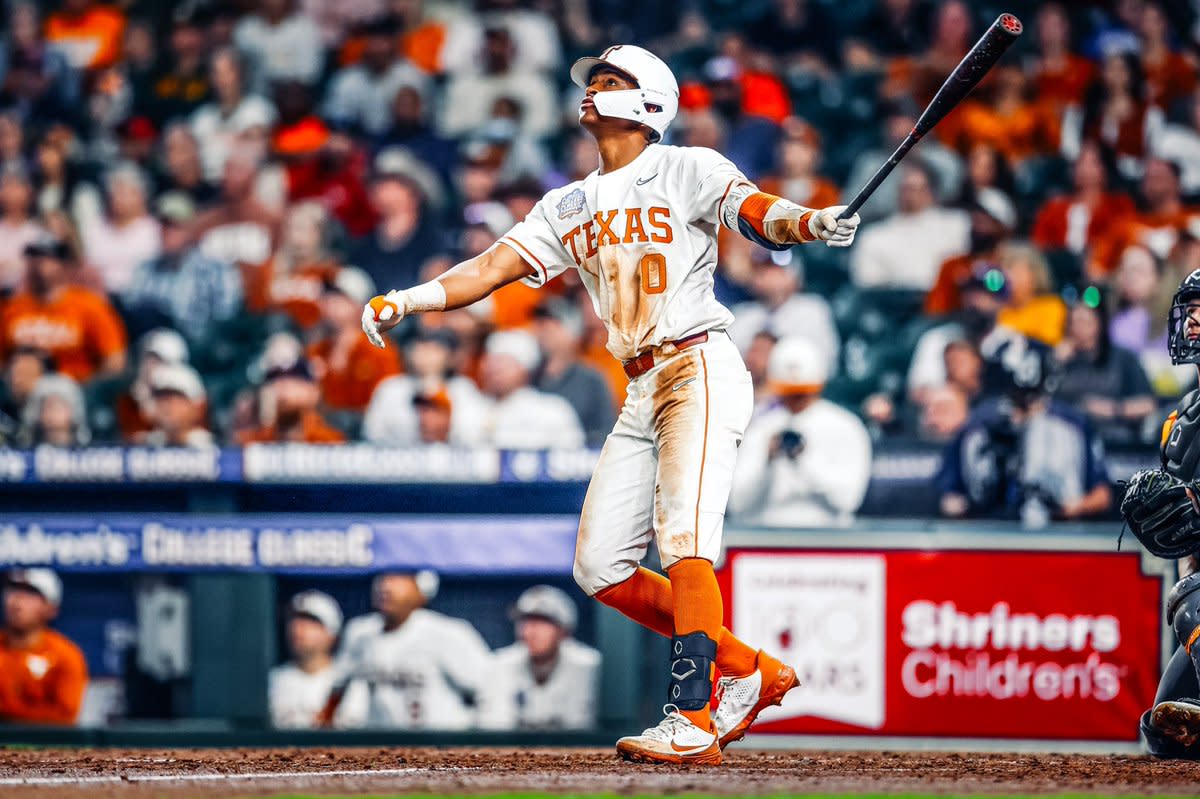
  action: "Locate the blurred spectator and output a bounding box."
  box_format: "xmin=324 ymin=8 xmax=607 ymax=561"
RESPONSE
xmin=1030 ymin=3 xmax=1094 ymax=113
xmin=919 ymin=384 xmax=970 ymax=443
xmin=495 ymin=585 xmax=600 ymax=731
xmin=1109 ymin=243 xmax=1166 ymax=359
xmin=237 ymin=356 xmax=346 ymax=444
xmin=323 ymin=17 xmax=429 ymax=137
xmin=1065 ymin=52 xmax=1162 ymax=177
xmin=116 ymin=328 xmax=190 ymax=443
xmin=850 ymin=162 xmax=970 ymax=289
xmin=1032 ymin=141 xmax=1134 ymax=257
xmin=852 ymin=0 xmax=925 ymax=58
xmin=908 ymin=273 xmax=1001 ymax=404
xmin=301 ymin=0 xmax=386 ymax=48
xmin=44 ymin=0 xmax=126 ymax=72
xmin=439 ymin=26 xmax=557 ymax=139
xmin=844 ymin=101 xmax=964 ymax=221
xmin=137 ymin=10 xmax=210 ymax=126
xmin=994 ymin=242 xmax=1067 ymax=347
xmin=1090 ymin=157 xmax=1195 ymax=277
xmin=938 ymin=340 xmax=1110 ymax=524
xmin=411 ymin=386 xmax=453 ymax=444
xmin=956 ymin=143 xmax=1016 ymax=208
xmin=1152 ymin=87 xmax=1200 ymax=198
xmin=1055 ymin=300 xmax=1156 ymax=445
xmin=78 ymin=162 xmax=162 ymax=296
xmin=744 ymin=0 xmax=837 ymax=71
xmin=701 ymin=52 xmax=789 ymax=180
xmin=0 ymin=112 xmax=22 ymax=171
xmin=0 ymin=569 xmax=86 ymax=725
xmin=234 ymin=0 xmax=324 ymax=87
xmin=0 ymin=165 xmax=44 ymax=293
xmin=122 ymin=194 xmax=243 ymax=343
xmin=363 ymin=327 xmax=491 ymax=447
xmin=925 ymin=187 xmax=1016 ymax=315
xmin=743 ymin=329 xmax=777 ymax=411
xmin=372 ymin=86 xmax=458 ymax=189
xmin=269 ymin=590 xmax=367 ymax=729
xmin=195 ymin=148 xmax=280 ymax=269
xmin=143 ymin=363 xmax=213 ymax=448
xmin=156 ymin=124 xmax=219 ymax=208
xmin=898 ymin=0 xmax=974 ymax=107
xmin=1138 ymin=2 xmax=1195 ymax=111
xmin=349 ymin=151 xmax=441 ymax=292
xmin=758 ymin=119 xmax=838 ymax=210
xmin=0 ymin=3 xmax=80 ymax=126
xmin=277 ymin=121 xmax=377 ymax=237
xmin=17 ymin=374 xmax=89 ymax=448
xmin=329 ymin=571 xmax=514 ymax=729
xmin=308 ymin=267 xmax=401 ymax=413
xmin=0 ymin=347 xmax=51 ymax=439
xmin=729 ymin=249 xmax=838 ymax=375
xmin=729 ymin=337 xmax=871 ymax=527
xmin=441 ymin=0 xmax=562 ymax=76
xmin=189 ymin=48 xmax=277 ymax=182
xmin=32 ymin=130 xmax=85 ymax=218
xmin=1 ymin=235 xmax=127 ymax=383
xmin=479 ymin=330 xmax=584 ymax=451
xmin=531 ymin=298 xmax=615 ymax=447
xmin=243 ymin=201 xmax=335 ymax=329
xmin=948 ymin=67 xmax=1059 ymax=162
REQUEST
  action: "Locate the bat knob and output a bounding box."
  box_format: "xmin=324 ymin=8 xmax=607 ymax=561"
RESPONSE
xmin=999 ymin=13 xmax=1023 ymax=36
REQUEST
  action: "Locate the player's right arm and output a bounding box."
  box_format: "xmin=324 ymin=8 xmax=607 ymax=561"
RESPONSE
xmin=362 ymin=243 xmax=536 ymax=348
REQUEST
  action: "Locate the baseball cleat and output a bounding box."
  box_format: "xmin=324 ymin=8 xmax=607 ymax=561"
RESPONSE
xmin=615 ymin=705 xmax=722 ymax=765
xmin=1151 ymin=699 xmax=1200 ymax=747
xmin=713 ymin=650 xmax=800 ymax=749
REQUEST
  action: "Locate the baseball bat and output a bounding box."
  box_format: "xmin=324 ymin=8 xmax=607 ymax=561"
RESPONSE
xmin=838 ymin=13 xmax=1023 ymax=220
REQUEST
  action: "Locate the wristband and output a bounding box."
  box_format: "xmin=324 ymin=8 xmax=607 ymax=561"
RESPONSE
xmin=401 ymin=280 xmax=447 ymax=313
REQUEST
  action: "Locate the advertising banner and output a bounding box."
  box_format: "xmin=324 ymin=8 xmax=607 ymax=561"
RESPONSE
xmin=0 ymin=515 xmax=579 ymax=575
xmin=720 ymin=549 xmax=1164 ymax=741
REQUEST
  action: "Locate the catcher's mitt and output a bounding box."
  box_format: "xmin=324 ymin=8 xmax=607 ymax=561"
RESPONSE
xmin=1120 ymin=468 xmax=1200 ymax=559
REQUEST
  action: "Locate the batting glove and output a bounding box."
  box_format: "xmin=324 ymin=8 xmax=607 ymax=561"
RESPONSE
xmin=809 ymin=205 xmax=861 ymax=248
xmin=361 ymin=290 xmax=406 ymax=349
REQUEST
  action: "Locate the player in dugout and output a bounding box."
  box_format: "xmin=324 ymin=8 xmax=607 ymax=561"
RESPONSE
xmin=361 ymin=45 xmax=861 ymax=765
xmin=0 ymin=569 xmax=87 ymax=725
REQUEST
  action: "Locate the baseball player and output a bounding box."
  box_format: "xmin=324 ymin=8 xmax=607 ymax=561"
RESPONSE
xmin=1129 ymin=271 xmax=1200 ymax=757
xmin=268 ymin=590 xmax=368 ymax=729
xmin=362 ymin=45 xmax=861 ymax=764
xmin=320 ymin=571 xmax=514 ymax=730
xmin=495 ymin=584 xmax=601 ymax=730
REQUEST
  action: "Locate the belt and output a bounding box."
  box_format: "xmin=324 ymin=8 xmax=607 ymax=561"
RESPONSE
xmin=622 ymin=331 xmax=709 ymax=379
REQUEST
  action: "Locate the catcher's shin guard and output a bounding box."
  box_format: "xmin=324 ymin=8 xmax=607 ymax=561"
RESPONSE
xmin=669 ymin=632 xmax=717 ymax=711
xmin=1169 ymin=573 xmax=1200 ymax=677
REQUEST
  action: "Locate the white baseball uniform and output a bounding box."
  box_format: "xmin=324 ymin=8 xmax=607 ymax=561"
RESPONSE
xmin=494 ymin=638 xmax=602 ymax=730
xmin=335 ymin=610 xmax=515 ymax=730
xmin=268 ymin=661 xmax=369 ymax=729
xmin=500 ymin=143 xmax=757 ymax=594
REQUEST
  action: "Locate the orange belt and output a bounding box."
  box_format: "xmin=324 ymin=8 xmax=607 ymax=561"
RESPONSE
xmin=622 ymin=331 xmax=709 ymax=379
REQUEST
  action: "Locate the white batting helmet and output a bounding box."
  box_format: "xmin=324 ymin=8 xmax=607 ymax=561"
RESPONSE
xmin=571 ymin=45 xmax=679 ymax=143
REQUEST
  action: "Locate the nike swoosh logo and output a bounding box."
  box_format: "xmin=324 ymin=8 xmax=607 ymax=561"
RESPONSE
xmin=636 ymin=173 xmax=658 ymax=186
xmin=672 ymin=378 xmax=696 ymax=392
xmin=670 ymin=740 xmax=714 ymax=754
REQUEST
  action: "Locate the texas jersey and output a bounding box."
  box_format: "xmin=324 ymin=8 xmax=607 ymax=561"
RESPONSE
xmin=335 ymin=610 xmax=515 ymax=730
xmin=501 ymin=144 xmax=751 ymax=362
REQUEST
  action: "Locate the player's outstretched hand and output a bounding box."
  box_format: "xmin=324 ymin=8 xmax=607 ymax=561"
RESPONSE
xmin=361 ymin=290 xmax=406 ymax=349
xmin=809 ymin=205 xmax=861 ymax=248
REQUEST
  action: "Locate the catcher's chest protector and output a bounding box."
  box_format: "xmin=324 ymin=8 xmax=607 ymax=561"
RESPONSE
xmin=1163 ymin=389 xmax=1200 ymax=479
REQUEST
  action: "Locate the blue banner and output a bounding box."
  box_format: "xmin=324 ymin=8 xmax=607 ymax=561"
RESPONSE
xmin=0 ymin=515 xmax=579 ymax=575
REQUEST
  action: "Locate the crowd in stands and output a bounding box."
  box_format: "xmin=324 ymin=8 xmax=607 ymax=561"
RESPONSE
xmin=0 ymin=0 xmax=1197 ymax=522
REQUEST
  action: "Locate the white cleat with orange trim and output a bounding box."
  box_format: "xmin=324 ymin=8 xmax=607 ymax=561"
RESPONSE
xmin=713 ymin=650 xmax=800 ymax=749
xmin=615 ymin=705 xmax=722 ymax=765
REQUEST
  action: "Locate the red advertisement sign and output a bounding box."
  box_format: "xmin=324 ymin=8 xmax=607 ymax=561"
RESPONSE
xmin=717 ymin=549 xmax=1164 ymax=741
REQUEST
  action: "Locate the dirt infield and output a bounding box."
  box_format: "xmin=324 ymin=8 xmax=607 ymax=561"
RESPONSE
xmin=2 ymin=746 xmax=1200 ymax=798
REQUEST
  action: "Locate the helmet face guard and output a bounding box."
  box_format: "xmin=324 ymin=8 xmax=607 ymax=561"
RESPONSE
xmin=1169 ymin=290 xmax=1200 ymax=365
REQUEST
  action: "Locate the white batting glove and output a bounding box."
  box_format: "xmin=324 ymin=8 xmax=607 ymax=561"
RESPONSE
xmin=809 ymin=205 xmax=861 ymax=248
xmin=361 ymin=290 xmax=407 ymax=349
